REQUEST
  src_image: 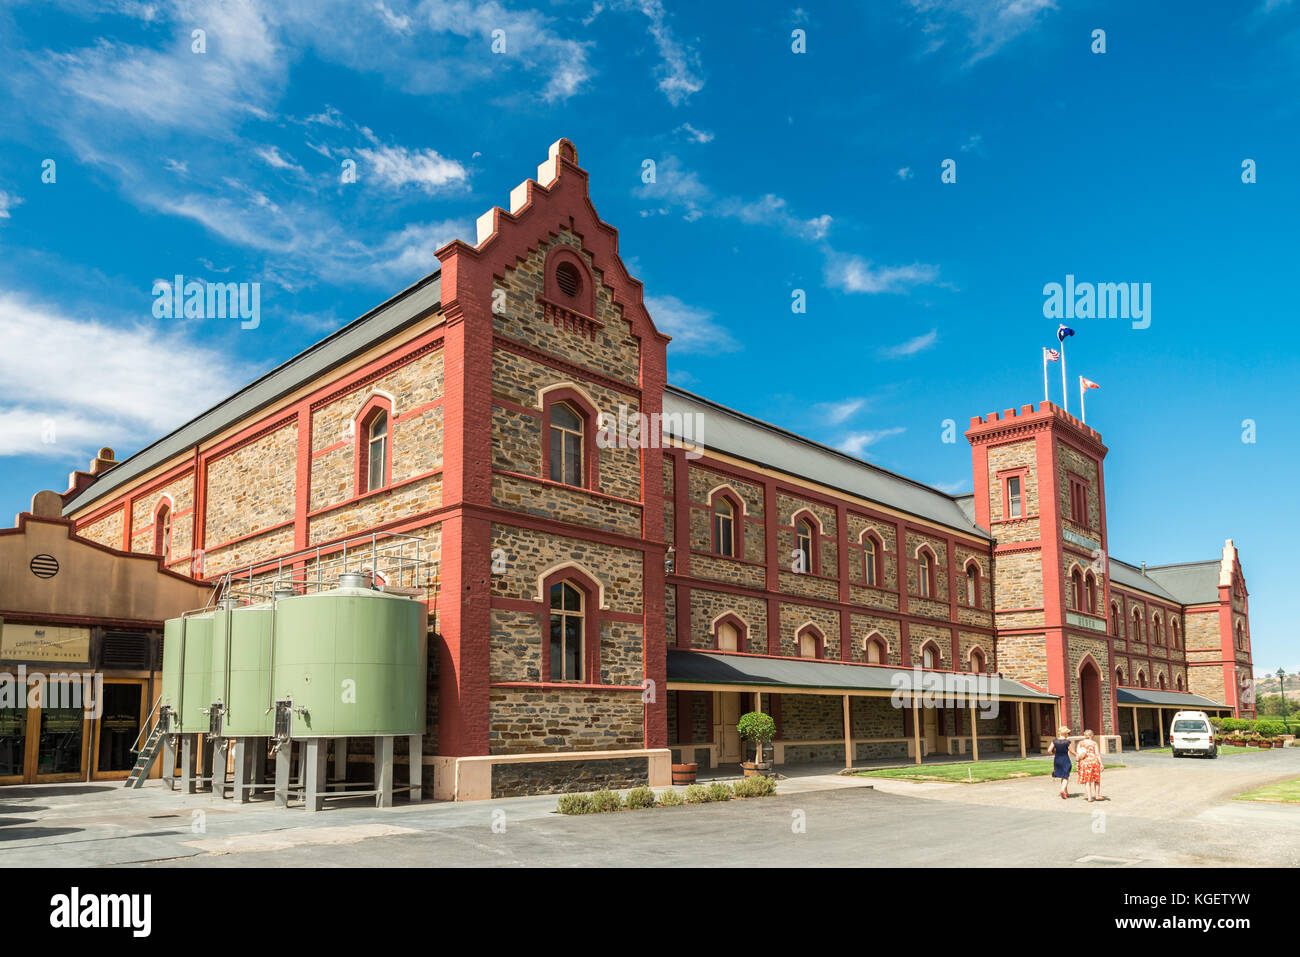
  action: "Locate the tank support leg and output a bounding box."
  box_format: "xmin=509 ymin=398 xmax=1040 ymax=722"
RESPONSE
xmin=162 ymin=735 xmax=176 ymax=791
xmin=253 ymin=742 xmax=267 ymax=786
xmin=274 ymin=742 xmax=291 ymax=807
xmin=182 ymin=736 xmax=197 ymax=794
xmin=201 ymin=737 xmax=216 ymax=793
xmin=408 ymin=735 xmax=422 ymax=803
xmin=375 ymin=736 xmax=394 ymax=808
xmin=305 ymin=739 xmax=328 ymax=812
xmin=232 ymin=739 xmax=253 ymax=804
xmin=334 ymin=737 xmax=348 ymax=782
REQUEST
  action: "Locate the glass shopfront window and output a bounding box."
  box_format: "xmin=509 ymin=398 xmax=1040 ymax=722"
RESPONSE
xmin=37 ymin=680 xmax=84 ymax=776
xmin=0 ymin=696 xmax=25 ymax=779
xmin=96 ymin=683 xmax=143 ymax=773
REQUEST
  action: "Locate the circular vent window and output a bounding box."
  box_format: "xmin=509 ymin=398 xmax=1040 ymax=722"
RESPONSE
xmin=555 ymin=262 xmax=582 ymax=298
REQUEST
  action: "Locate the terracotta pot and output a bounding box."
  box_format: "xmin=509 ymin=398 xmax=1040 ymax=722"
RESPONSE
xmin=1260 ymin=741 xmax=1274 ymax=749
xmin=671 ymin=763 xmax=698 ymax=785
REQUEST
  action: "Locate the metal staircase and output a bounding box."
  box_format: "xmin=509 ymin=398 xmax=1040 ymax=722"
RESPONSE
xmin=124 ymin=701 xmax=168 ymax=788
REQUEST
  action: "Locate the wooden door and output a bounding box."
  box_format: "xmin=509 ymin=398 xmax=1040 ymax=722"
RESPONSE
xmin=719 ymin=693 xmax=743 ymax=763
xmin=923 ymin=707 xmax=939 ymax=755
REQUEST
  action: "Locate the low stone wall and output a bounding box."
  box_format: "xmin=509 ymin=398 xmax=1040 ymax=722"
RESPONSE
xmin=491 ymin=756 xmax=648 ymax=798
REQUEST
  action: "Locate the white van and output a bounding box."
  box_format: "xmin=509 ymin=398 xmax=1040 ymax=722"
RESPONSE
xmin=1170 ymin=711 xmax=1217 ymax=758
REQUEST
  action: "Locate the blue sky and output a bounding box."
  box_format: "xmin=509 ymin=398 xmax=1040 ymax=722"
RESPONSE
xmin=0 ymin=0 xmax=1296 ymax=673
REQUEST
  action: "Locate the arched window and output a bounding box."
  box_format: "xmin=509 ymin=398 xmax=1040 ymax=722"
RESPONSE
xmin=154 ymin=502 xmax=172 ymax=559
xmin=1137 ymin=669 xmax=1147 ymax=688
xmin=716 ymin=620 xmax=739 ymax=652
xmin=1111 ymin=602 xmax=1121 ymax=637
xmin=1131 ymin=608 xmax=1144 ymax=642
xmin=1171 ymin=619 xmax=1180 ymax=650
xmin=917 ymin=548 xmax=935 ymax=599
xmin=1085 ymin=572 xmax=1097 ymax=615
xmin=864 ymin=635 xmax=887 ymax=664
xmin=862 ymin=534 xmax=880 ymax=587
xmin=796 ymin=625 xmax=823 ymax=659
xmin=549 ymin=401 xmax=584 ymax=487
xmin=1152 ymin=614 xmax=1164 ymax=646
xmin=965 ymin=561 xmax=981 ymax=607
xmin=711 ymin=493 xmax=739 ymax=558
xmin=795 ymin=518 xmax=817 ymax=574
xmin=366 ymin=411 xmax=388 ymax=492
xmin=1070 ymin=568 xmax=1084 ymax=610
xmin=1116 ymin=666 xmax=1125 ymax=687
xmin=969 ymin=647 xmax=985 ymax=673
xmin=1157 ymin=673 xmax=1167 ymax=690
xmin=548 ymin=581 xmax=585 ymax=681
xmin=1236 ymin=623 xmax=1245 ymax=650
xmin=1176 ymin=674 xmax=1184 ymax=691
xmin=922 ymin=643 xmax=940 ymax=669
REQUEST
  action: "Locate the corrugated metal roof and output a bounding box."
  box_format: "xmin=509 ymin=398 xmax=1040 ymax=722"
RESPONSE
xmin=667 ymin=649 xmax=1057 ymax=700
xmin=661 ymin=386 xmax=989 ymax=538
xmin=1107 ymin=557 xmax=1180 ymax=602
xmin=1116 ymin=687 xmax=1227 ymax=709
xmin=1144 ymin=561 xmax=1221 ymax=604
xmin=63 ymin=272 xmax=442 ymax=517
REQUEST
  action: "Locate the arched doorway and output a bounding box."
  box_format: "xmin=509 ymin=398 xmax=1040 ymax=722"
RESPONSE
xmin=1078 ymin=659 xmax=1102 ymax=733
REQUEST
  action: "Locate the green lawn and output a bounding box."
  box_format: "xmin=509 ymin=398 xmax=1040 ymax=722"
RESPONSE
xmin=1234 ymin=778 xmax=1300 ymax=804
xmin=1143 ymin=745 xmax=1258 ymax=756
xmin=856 ymin=758 xmax=1123 ymax=783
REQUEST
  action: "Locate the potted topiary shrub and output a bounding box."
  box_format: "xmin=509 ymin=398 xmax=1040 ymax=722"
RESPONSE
xmin=737 ymin=711 xmax=776 ymax=776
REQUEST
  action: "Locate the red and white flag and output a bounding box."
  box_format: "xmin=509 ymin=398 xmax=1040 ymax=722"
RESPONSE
xmin=1044 ymin=348 xmax=1060 ymax=362
xmin=1081 ymin=376 xmax=1100 ymax=390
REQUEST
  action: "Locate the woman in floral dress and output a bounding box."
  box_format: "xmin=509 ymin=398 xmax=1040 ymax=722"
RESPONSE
xmin=1076 ymin=729 xmax=1103 ymax=802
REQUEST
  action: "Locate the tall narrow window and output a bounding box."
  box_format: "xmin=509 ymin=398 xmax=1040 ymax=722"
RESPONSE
xmin=1111 ymin=603 xmax=1121 ymax=636
xmin=863 ymin=536 xmax=878 ymax=587
xmin=549 ymin=581 xmax=584 ymax=681
xmin=1085 ymin=572 xmax=1097 ymax=614
xmin=716 ymin=621 xmax=739 ymax=652
xmin=154 ymin=503 xmax=171 ymax=559
xmin=1132 ymin=609 xmax=1143 ymax=642
xmin=918 ymin=550 xmax=933 ymax=598
xmin=549 ymin=402 xmax=584 ymax=487
xmin=970 ymin=648 xmax=985 ymax=673
xmin=965 ymin=563 xmax=979 ymax=607
xmin=797 ymin=628 xmax=821 ymax=659
xmin=367 ymin=411 xmax=388 ymax=492
xmin=865 ymin=636 xmax=885 ymax=664
xmin=1006 ymin=476 xmax=1022 ymax=519
xmin=713 ymin=498 xmax=736 ymax=557
xmin=796 ymin=520 xmax=814 ymax=574
xmin=1171 ymin=620 xmax=1180 ymax=649
xmin=922 ymin=644 xmax=938 ymax=669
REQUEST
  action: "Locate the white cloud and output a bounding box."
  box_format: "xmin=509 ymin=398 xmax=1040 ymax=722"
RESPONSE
xmin=897 ymin=167 xmax=914 ymax=180
xmin=0 ymin=190 xmax=20 ymax=220
xmin=839 ymin=427 xmax=905 ymax=457
xmin=628 ymin=0 xmax=705 ymax=105
xmin=961 ymin=134 xmax=983 ymax=153
xmin=880 ymin=329 xmax=939 ymax=358
xmin=352 ymin=143 xmax=469 ymax=193
xmin=826 ymin=255 xmax=940 ymax=294
xmin=256 ymin=146 xmax=302 ymax=172
xmin=908 ymin=0 xmax=1057 ymax=64
xmin=645 ymin=295 xmax=740 ymax=353
xmin=676 ymin=122 xmax=714 ymax=144
xmin=0 ymin=291 xmax=253 ymax=459
xmin=816 ymin=398 xmax=866 ymax=425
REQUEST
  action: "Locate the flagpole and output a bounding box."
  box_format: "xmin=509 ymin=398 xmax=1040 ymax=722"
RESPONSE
xmin=1042 ymin=349 xmax=1049 ymax=405
xmin=1079 ymin=376 xmax=1086 ymax=424
xmin=1060 ymin=337 xmax=1069 ymax=414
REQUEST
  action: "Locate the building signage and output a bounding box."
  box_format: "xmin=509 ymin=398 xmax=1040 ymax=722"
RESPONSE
xmin=0 ymin=623 xmax=91 ymax=663
xmin=1063 ymin=529 xmax=1101 ymax=553
xmin=1066 ymin=611 xmax=1108 ymax=633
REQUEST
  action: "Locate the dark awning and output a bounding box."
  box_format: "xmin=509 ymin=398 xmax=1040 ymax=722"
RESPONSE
xmin=1116 ymin=688 xmax=1228 ymax=709
xmin=667 ymin=649 xmax=1057 ymax=702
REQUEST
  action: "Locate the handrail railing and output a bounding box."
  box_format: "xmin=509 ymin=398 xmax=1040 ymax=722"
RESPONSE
xmin=130 ymin=694 xmax=163 ymax=754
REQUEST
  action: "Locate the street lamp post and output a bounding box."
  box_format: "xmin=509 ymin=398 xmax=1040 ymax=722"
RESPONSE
xmin=1277 ymin=667 xmax=1290 ymax=734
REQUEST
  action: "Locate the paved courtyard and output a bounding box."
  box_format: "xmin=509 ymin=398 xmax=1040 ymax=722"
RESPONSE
xmin=1 ymin=748 xmax=1297 ymax=868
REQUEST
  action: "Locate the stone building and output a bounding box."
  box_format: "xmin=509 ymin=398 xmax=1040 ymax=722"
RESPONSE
xmin=55 ymin=141 xmax=1253 ymax=798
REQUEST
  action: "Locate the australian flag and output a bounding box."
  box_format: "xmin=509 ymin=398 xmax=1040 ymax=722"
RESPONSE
xmin=1057 ymin=324 xmax=1075 ymax=343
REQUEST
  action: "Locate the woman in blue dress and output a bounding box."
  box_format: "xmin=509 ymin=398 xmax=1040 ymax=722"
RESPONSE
xmin=1049 ymin=725 xmax=1076 ymax=800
